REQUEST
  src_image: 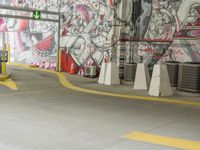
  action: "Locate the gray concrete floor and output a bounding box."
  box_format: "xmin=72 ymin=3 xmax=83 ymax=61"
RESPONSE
xmin=0 ymin=66 xmax=199 ymax=150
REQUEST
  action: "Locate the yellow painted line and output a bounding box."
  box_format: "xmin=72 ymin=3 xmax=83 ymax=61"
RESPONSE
xmin=0 ymin=79 xmax=18 ymax=90
xmin=8 ymin=62 xmax=31 ymax=68
xmin=7 ymin=62 xmax=200 ymax=107
xmin=124 ymin=132 xmax=200 ymax=150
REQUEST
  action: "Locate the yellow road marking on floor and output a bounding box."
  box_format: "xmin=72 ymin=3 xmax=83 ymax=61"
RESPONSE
xmin=8 ymin=62 xmax=200 ymax=107
xmin=124 ymin=132 xmax=200 ymax=150
xmin=0 ymin=79 xmax=18 ymax=90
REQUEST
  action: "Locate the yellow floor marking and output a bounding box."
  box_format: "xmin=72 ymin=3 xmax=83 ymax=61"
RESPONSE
xmin=0 ymin=79 xmax=18 ymax=90
xmin=124 ymin=132 xmax=200 ymax=150
xmin=7 ymin=62 xmax=200 ymax=107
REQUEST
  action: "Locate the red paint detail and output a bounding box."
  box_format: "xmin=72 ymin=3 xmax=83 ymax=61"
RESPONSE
xmin=104 ymin=56 xmax=108 ymax=63
xmin=100 ymin=14 xmax=105 ymax=21
xmin=8 ymin=18 xmax=28 ymax=31
xmin=175 ymin=35 xmax=200 ymax=39
xmin=194 ymin=19 xmax=200 ymax=26
xmin=76 ymin=4 xmax=90 ymax=23
xmin=0 ymin=18 xmax=7 ymax=32
xmin=0 ymin=18 xmax=4 ymax=24
xmin=196 ymin=6 xmax=200 ymax=14
xmin=174 ymin=29 xmax=200 ymax=39
xmin=35 ymin=35 xmax=54 ymax=51
xmin=68 ymin=54 xmax=80 ymax=74
xmin=61 ymin=50 xmax=79 ymax=74
xmin=69 ymin=62 xmax=78 ymax=74
xmin=61 ymin=49 xmax=67 ymax=72
xmin=18 ymin=20 xmax=28 ymax=31
xmin=109 ymin=0 xmax=114 ymax=8
xmin=140 ymin=48 xmax=155 ymax=53
xmin=62 ymin=28 xmax=68 ymax=36
xmin=152 ymin=55 xmax=162 ymax=60
xmin=120 ymin=37 xmax=173 ymax=43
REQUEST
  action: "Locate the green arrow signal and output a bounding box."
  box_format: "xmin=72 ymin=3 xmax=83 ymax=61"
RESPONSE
xmin=33 ymin=10 xmax=41 ymax=20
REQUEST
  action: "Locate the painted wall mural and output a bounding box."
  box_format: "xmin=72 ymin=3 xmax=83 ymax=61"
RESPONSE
xmin=0 ymin=0 xmax=199 ymax=74
xmin=0 ymin=0 xmax=59 ymax=70
xmin=12 ymin=20 xmax=58 ymax=70
xmin=60 ymin=0 xmax=114 ymax=74
xmin=117 ymin=0 xmax=200 ymax=64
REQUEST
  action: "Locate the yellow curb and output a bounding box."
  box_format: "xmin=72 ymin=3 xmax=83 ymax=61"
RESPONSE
xmin=8 ymin=62 xmax=38 ymax=69
xmin=28 ymin=64 xmax=39 ymax=68
xmin=0 ymin=74 xmax=11 ymax=81
xmin=8 ymin=62 xmax=200 ymax=107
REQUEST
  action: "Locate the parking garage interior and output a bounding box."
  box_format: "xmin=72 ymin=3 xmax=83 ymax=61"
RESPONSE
xmin=0 ymin=0 xmax=200 ymax=150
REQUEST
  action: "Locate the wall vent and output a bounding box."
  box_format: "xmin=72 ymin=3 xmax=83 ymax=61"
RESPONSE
xmin=177 ymin=63 xmax=200 ymax=92
xmin=124 ymin=63 xmax=137 ymax=82
xmin=166 ymin=61 xmax=179 ymax=87
xmin=84 ymin=66 xmax=97 ymax=78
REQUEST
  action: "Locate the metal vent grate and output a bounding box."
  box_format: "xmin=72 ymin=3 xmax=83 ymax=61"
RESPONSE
xmin=166 ymin=61 xmax=179 ymax=87
xmin=124 ymin=63 xmax=137 ymax=82
xmin=84 ymin=66 xmax=97 ymax=78
xmin=177 ymin=63 xmax=200 ymax=92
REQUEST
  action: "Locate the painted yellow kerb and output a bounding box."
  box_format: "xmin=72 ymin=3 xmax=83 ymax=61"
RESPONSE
xmin=0 ymin=79 xmax=18 ymax=90
xmin=124 ymin=132 xmax=200 ymax=150
xmin=7 ymin=62 xmax=200 ymax=107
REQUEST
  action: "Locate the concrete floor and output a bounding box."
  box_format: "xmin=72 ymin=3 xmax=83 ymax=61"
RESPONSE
xmin=0 ymin=66 xmax=200 ymax=150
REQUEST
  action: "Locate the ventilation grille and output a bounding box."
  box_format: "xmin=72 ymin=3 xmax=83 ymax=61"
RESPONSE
xmin=177 ymin=63 xmax=200 ymax=92
xmin=84 ymin=66 xmax=97 ymax=78
xmin=166 ymin=62 xmax=179 ymax=87
xmin=124 ymin=63 xmax=137 ymax=82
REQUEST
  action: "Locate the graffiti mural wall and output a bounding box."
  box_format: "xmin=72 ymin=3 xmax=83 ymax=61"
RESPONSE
xmin=117 ymin=0 xmax=200 ymax=69
xmin=0 ymin=0 xmax=199 ymax=74
xmin=0 ymin=0 xmax=59 ymax=70
xmin=60 ymin=0 xmax=114 ymax=74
